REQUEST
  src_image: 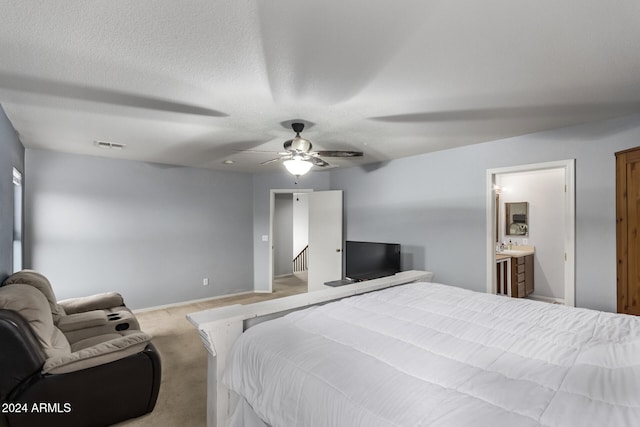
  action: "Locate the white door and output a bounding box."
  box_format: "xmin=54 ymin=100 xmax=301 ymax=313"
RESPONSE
xmin=308 ymin=190 xmax=343 ymax=291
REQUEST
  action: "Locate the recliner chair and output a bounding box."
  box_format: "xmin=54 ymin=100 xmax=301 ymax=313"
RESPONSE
xmin=0 ymin=273 xmax=161 ymax=427
xmin=3 ymin=270 xmax=140 ymax=343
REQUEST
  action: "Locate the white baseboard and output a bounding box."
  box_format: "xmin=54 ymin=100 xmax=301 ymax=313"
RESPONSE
xmin=527 ymin=294 xmax=565 ymax=305
xmin=133 ymin=290 xmax=254 ymax=313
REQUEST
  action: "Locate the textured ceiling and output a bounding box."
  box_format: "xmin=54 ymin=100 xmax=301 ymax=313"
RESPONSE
xmin=1 ymin=1 xmax=640 ymax=173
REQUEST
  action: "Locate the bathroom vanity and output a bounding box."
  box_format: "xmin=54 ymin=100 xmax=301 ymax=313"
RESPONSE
xmin=495 ymin=246 xmax=535 ymax=298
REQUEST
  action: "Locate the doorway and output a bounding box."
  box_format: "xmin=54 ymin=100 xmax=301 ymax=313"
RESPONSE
xmin=270 ymin=189 xmax=312 ymax=293
xmin=486 ymin=160 xmax=575 ymax=306
xmin=268 ymin=189 xmax=344 ymax=293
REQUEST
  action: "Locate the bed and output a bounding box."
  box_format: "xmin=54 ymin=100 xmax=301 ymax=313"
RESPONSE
xmin=221 ymin=281 xmax=640 ymax=427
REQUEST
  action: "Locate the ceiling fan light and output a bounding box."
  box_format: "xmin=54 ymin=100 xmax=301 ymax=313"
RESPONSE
xmin=283 ymin=158 xmax=313 ymax=176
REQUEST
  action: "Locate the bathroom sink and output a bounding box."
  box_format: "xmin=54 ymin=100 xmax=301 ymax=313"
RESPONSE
xmin=498 ymin=250 xmax=532 ymax=256
xmin=496 ymin=245 xmax=535 ymax=256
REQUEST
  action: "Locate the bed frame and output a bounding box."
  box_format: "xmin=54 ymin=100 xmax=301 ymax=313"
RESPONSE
xmin=186 ymin=270 xmax=434 ymax=427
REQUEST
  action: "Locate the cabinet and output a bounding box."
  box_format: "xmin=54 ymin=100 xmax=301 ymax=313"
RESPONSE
xmin=616 ymin=147 xmax=640 ymax=315
xmin=510 ymin=254 xmax=534 ymax=298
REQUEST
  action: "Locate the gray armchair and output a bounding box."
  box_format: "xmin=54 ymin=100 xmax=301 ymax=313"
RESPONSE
xmin=0 ymin=271 xmax=161 ymax=427
xmin=3 ymin=270 xmax=140 ymax=343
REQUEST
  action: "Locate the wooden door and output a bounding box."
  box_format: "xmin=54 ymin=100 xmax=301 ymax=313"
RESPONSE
xmin=616 ymin=147 xmax=640 ymax=315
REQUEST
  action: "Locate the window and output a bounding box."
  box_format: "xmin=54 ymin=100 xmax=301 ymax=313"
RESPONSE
xmin=12 ymin=167 xmax=22 ymax=273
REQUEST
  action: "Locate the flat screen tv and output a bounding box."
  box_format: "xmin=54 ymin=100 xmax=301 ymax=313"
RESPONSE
xmin=346 ymin=241 xmax=401 ymax=281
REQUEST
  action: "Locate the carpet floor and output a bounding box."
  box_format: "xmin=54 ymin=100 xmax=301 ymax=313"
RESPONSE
xmin=114 ymin=273 xmax=307 ymax=427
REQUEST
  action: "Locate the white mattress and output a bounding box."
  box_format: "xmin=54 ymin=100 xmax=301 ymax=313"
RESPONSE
xmin=223 ymin=282 xmax=640 ymax=426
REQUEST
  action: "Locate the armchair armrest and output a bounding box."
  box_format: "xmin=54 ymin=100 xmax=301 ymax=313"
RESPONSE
xmin=0 ymin=309 xmax=47 ymax=401
xmin=58 ymin=292 xmax=125 ymax=314
xmin=56 ymin=310 xmax=109 ymax=332
xmin=42 ymin=332 xmax=151 ymax=375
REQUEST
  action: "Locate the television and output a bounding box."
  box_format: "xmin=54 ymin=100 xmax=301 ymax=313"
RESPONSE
xmin=346 ymin=241 xmax=401 ymax=281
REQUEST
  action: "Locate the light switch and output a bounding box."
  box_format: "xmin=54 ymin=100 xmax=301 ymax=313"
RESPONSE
xmin=262 ymin=235 xmax=269 ymax=242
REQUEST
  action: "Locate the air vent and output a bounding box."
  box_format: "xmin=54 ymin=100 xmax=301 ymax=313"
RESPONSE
xmin=94 ymin=140 xmax=126 ymax=150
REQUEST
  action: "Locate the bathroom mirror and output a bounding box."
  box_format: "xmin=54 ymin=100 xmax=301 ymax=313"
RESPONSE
xmin=505 ymin=202 xmax=528 ymax=236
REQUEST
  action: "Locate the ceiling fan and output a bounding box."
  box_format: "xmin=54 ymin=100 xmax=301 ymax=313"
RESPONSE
xmin=260 ymin=122 xmax=364 ymax=177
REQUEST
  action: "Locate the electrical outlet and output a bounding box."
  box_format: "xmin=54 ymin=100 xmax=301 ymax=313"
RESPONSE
xmin=203 ymin=278 xmax=209 ymax=286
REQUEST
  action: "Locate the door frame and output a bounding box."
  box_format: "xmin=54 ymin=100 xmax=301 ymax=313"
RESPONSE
xmin=485 ymin=160 xmax=576 ymax=306
xmin=268 ymin=189 xmax=313 ymax=293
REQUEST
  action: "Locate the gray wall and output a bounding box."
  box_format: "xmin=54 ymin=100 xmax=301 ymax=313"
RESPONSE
xmin=252 ymin=171 xmax=331 ymax=292
xmin=0 ymin=106 xmax=24 ymax=282
xmin=25 ymin=149 xmax=254 ymax=309
xmin=16 ymin=112 xmax=640 ymax=312
xmin=330 ymin=113 xmax=640 ymax=312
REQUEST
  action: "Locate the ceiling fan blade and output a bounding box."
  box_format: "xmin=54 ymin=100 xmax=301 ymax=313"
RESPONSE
xmin=308 ymin=156 xmax=331 ymax=167
xmin=234 ymin=149 xmax=279 ymax=154
xmin=314 ymin=150 xmax=363 ymax=158
xmin=260 ymin=158 xmax=282 ymax=165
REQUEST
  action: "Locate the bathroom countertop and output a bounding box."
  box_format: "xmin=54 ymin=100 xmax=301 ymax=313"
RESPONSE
xmin=495 ymin=245 xmax=535 ymax=258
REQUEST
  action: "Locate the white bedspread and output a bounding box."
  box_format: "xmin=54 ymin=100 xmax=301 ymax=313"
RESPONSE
xmin=223 ymin=282 xmax=640 ymax=426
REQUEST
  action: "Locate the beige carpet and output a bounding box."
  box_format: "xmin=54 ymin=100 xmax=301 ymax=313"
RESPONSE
xmin=114 ymin=274 xmax=307 ymax=427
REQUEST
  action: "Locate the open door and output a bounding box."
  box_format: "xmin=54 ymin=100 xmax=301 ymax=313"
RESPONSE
xmin=307 ymin=190 xmax=343 ymax=291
